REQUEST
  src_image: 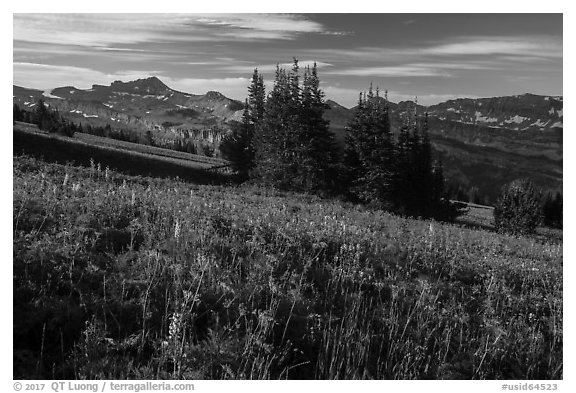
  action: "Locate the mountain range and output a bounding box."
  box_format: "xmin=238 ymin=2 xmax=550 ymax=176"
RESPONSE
xmin=13 ymin=77 xmax=562 ymax=202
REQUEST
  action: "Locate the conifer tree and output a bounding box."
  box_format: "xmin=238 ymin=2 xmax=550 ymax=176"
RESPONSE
xmin=344 ymin=86 xmax=394 ymax=206
xmin=252 ymin=59 xmax=338 ymax=192
xmin=296 ymin=62 xmax=338 ymax=192
xmin=342 ymin=93 xmax=368 ymax=199
xmin=220 ymin=68 xmax=265 ymax=181
xmin=252 ymin=65 xmax=291 ymax=187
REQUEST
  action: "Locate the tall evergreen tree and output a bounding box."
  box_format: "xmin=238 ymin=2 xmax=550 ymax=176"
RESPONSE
xmin=295 ymin=62 xmax=338 ymax=192
xmin=252 ymin=65 xmax=291 ymax=187
xmin=220 ymin=68 xmax=265 ymax=181
xmin=342 ymin=93 xmax=369 ymax=200
xmin=344 ymin=86 xmax=394 ymax=206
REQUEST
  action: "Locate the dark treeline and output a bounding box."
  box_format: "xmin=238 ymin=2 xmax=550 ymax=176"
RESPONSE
xmin=221 ymin=59 xmax=462 ymax=221
xmin=14 ymin=100 xmax=78 ymax=137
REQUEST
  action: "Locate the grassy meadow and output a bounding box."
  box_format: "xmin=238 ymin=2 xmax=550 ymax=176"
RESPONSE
xmin=13 ymin=154 xmax=562 ymax=380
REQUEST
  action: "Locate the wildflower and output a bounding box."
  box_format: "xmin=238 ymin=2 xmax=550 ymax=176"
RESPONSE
xmin=174 ymin=220 xmax=181 ymax=240
xmin=169 ymin=312 xmax=182 ymax=342
xmin=105 ymin=166 xmax=110 ymax=181
xmin=131 ymin=191 xmax=136 ymax=206
xmin=63 ymin=173 xmax=69 ymax=186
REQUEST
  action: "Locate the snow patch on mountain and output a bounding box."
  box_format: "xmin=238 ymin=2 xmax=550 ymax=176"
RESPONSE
xmin=504 ymin=115 xmax=529 ymax=124
xmin=43 ymin=90 xmax=63 ymax=99
xmin=474 ymin=111 xmax=498 ymax=123
xmin=531 ymin=119 xmax=549 ymax=127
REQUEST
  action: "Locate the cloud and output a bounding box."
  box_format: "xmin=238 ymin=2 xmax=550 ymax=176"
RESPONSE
xmin=304 ymin=36 xmax=562 ymax=64
xmin=13 ymin=41 xmax=186 ymax=65
xmin=221 ymin=60 xmax=334 ymax=75
xmin=421 ymin=37 xmax=562 ymax=58
xmin=13 ymin=13 xmax=337 ymax=49
xmin=13 ymin=14 xmax=187 ymax=47
xmin=194 ymin=14 xmax=327 ymax=40
xmin=324 ymin=65 xmax=451 ymax=77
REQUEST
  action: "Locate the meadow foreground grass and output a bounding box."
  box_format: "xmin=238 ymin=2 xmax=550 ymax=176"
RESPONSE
xmin=13 ymin=155 xmax=562 ymax=380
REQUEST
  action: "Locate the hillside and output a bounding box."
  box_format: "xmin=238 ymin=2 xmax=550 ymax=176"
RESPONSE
xmin=13 ymin=154 xmax=562 ymax=379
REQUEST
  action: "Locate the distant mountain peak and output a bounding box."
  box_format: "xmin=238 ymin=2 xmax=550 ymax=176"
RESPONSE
xmin=110 ymin=76 xmax=171 ymax=95
xmin=204 ymin=91 xmax=226 ymax=100
xmin=325 ymin=99 xmax=349 ymax=110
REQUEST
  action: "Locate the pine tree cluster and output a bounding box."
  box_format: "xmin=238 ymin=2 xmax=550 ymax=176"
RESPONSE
xmin=251 ymin=60 xmax=338 ymax=193
xmin=343 ymin=87 xmax=456 ymax=219
xmin=221 ymin=59 xmax=461 ymax=220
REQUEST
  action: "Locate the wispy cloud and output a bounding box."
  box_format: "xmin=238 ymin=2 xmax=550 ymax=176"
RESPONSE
xmin=13 ymin=41 xmax=188 ymax=64
xmin=13 ymin=13 xmax=337 ymax=48
xmin=305 ymin=36 xmax=562 ymax=63
xmin=193 ymin=14 xmax=327 ymax=40
xmin=325 ymin=60 xmax=499 ymax=77
xmin=221 ymin=60 xmax=334 ymax=75
xmin=420 ymin=36 xmax=562 ymax=58
xmin=324 ymin=65 xmax=451 ymax=78
xmin=13 ymin=14 xmax=184 ymax=47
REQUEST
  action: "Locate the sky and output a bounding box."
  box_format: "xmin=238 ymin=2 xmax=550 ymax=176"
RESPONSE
xmin=13 ymin=13 xmax=563 ymax=107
